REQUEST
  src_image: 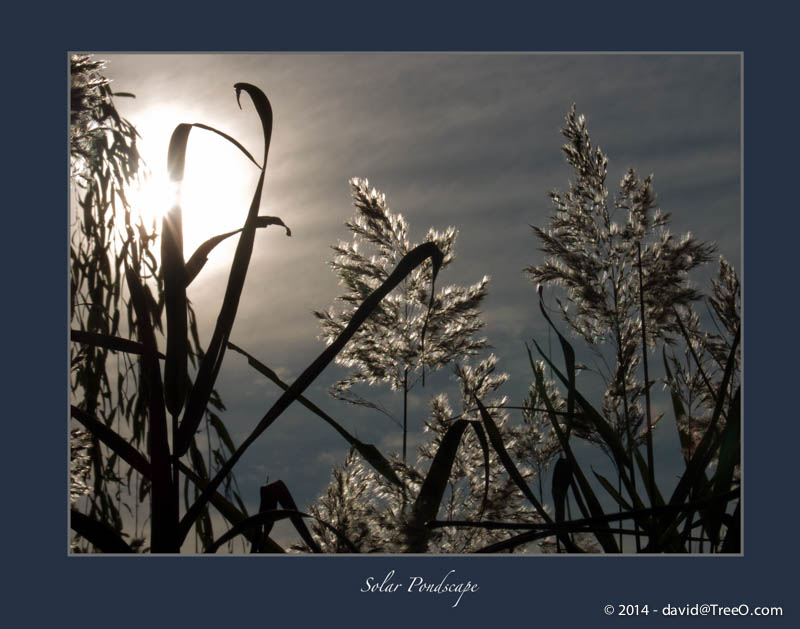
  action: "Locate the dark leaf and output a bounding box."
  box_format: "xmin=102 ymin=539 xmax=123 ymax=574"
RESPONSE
xmin=720 ymin=500 xmax=741 ymax=553
xmin=473 ymin=396 xmax=582 ymax=553
xmin=469 ymin=420 xmax=491 ymax=519
xmin=408 ymin=420 xmax=471 ymax=552
xmin=531 ymin=339 xmax=633 ymax=487
xmin=177 ymin=242 xmax=443 ymax=544
xmin=176 ymin=85 xmax=273 ymax=458
xmin=552 ymin=458 xmax=572 ymax=524
xmin=227 ymin=341 xmax=402 ymax=489
xmin=70 ymin=329 xmax=163 ymax=358
xmin=529 ymin=356 xmax=620 ymax=552
xmin=663 ymin=348 xmax=693 ymax=462
xmin=593 ymin=471 xmax=632 ymax=511
xmin=125 ymin=265 xmax=176 ymax=552
xmin=205 ymin=509 xmax=358 ymax=554
xmin=184 ymin=217 xmax=290 ymax=286
xmin=254 ymin=215 xmax=291 ymax=236
xmin=178 ymin=461 xmax=282 ymax=551
xmin=208 ymin=412 xmax=236 ymax=456
xmin=71 ymin=405 xmax=151 ymax=478
xmin=668 ymin=329 xmax=739 ymax=510
xmin=71 ymin=510 xmax=133 ymax=553
xmin=705 ymin=387 xmax=741 ymax=544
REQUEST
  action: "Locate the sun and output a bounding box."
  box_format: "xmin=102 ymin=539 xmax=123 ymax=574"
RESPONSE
xmin=123 ymin=107 xmax=262 ymax=273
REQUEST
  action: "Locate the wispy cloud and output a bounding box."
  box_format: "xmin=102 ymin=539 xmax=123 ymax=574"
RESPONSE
xmin=102 ymin=52 xmax=740 ymax=515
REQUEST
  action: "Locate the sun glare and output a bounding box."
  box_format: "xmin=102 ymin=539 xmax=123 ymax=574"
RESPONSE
xmin=125 ymin=170 xmax=178 ymax=231
xmin=123 ymin=107 xmax=261 ymax=271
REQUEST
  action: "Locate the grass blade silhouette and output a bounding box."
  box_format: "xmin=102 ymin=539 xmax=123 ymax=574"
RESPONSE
xmin=227 ymin=341 xmax=403 ymax=489
xmin=71 ymin=510 xmax=133 ymax=553
xmin=163 ymin=124 xmax=190 ymax=417
xmin=184 ymin=217 xmax=290 ymax=286
xmin=70 ymin=329 xmax=163 ymax=358
xmin=205 ymin=509 xmax=358 ymax=554
xmin=178 ymin=242 xmax=444 ymax=544
xmin=71 ymin=405 xmax=151 ymax=478
xmin=125 ymin=265 xmax=177 ymax=552
xmin=407 ymin=419 xmax=470 ymax=552
xmin=176 ymin=84 xmax=274 ymax=458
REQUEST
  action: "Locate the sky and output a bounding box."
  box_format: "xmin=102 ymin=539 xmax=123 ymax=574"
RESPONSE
xmin=93 ymin=53 xmax=741 ymax=550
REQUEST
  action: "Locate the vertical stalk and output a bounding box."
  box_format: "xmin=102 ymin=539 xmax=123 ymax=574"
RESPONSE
xmin=116 ymin=395 xmax=121 ymax=522
xmin=172 ymin=412 xmax=179 ymax=504
xmin=637 ymin=242 xmax=656 ymax=505
xmin=127 ymin=267 xmax=178 ymax=552
xmin=402 ymin=367 xmax=409 ymax=464
xmin=537 ymin=464 xmax=544 ymax=504
xmin=134 ymin=470 xmax=139 ymax=542
xmin=617 ymin=473 xmax=623 ymax=549
xmin=610 ymin=275 xmax=641 ymax=552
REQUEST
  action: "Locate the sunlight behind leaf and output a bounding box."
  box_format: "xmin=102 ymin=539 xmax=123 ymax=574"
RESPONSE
xmin=123 ymin=106 xmax=262 ymax=268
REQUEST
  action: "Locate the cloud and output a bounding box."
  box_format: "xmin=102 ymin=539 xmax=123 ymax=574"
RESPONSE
xmin=98 ymin=52 xmax=741 ymax=521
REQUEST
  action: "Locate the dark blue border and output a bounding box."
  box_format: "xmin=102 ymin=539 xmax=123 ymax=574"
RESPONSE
xmin=9 ymin=2 xmax=796 ymax=627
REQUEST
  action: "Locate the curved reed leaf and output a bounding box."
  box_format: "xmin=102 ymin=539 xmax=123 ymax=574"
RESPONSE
xmin=190 ymin=122 xmax=262 ymax=169
xmin=259 ymin=481 xmax=320 ymax=553
xmin=184 ymin=229 xmax=240 ymax=286
xmin=258 ymin=482 xmax=279 ymax=538
xmin=164 ymin=121 xmax=262 ymax=176
xmin=163 ymin=125 xmax=190 ymax=417
xmin=179 ymin=242 xmax=444 ymax=544
xmin=184 ymin=217 xmax=291 ymax=286
xmin=254 ymin=215 xmax=291 ymax=234
xmin=176 ymin=84 xmax=273 ymax=458
xmin=166 ymin=123 xmax=192 ymax=181
xmin=164 ymin=122 xmax=283 ymax=414
xmin=407 ymin=419 xmax=470 ymax=552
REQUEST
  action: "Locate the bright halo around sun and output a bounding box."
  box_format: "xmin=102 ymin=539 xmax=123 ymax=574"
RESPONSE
xmin=124 ymin=169 xmax=178 ymax=232
xmin=123 ymin=107 xmax=261 ymax=273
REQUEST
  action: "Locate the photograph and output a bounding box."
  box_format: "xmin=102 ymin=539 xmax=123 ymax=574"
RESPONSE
xmin=69 ymin=52 xmax=741 ymax=555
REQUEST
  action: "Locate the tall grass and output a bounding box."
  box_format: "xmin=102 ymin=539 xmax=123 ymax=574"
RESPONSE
xmin=70 ymin=79 xmax=740 ymax=553
xmin=70 ymin=82 xmax=445 ymax=552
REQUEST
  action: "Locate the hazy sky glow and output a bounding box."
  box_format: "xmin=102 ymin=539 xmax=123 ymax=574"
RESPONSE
xmin=97 ymin=53 xmax=741 ymax=549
